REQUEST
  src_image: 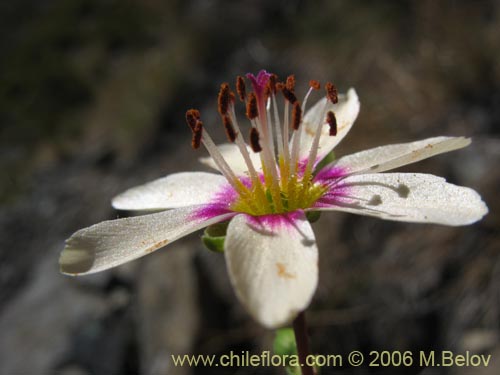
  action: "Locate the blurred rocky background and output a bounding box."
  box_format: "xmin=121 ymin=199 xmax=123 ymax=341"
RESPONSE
xmin=0 ymin=0 xmax=499 ymax=374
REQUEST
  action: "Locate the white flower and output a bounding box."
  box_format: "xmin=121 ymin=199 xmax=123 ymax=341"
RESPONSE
xmin=60 ymin=70 xmax=488 ymax=328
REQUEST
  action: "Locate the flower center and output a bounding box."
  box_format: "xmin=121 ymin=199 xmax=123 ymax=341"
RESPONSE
xmin=229 ymin=174 xmax=328 ymax=216
xmin=185 ymin=70 xmax=339 ymax=216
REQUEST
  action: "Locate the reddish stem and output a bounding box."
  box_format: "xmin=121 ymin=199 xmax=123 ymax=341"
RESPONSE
xmin=293 ymin=311 xmax=314 ymax=375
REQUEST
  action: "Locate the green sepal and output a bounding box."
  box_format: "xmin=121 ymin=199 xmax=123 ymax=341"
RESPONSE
xmin=285 ymin=364 xmax=301 ymax=375
xmin=273 ymin=327 xmax=297 ymax=356
xmin=201 ymin=222 xmax=228 ymax=253
xmin=273 ymin=328 xmax=300 ymax=375
xmin=306 ymin=210 xmax=321 ymax=223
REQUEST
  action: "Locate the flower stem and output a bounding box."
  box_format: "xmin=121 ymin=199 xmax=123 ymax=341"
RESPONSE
xmin=293 ymin=311 xmax=314 ymax=375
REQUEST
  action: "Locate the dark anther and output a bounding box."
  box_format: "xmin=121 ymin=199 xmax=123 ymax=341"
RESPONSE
xmin=186 ymin=109 xmax=201 ymax=132
xmin=249 ymin=127 xmax=262 ymax=152
xmin=236 ymin=76 xmax=246 ymax=102
xmin=286 ymin=74 xmax=296 ymax=91
xmin=325 ymin=82 xmax=338 ymax=104
xmin=246 ymin=93 xmax=259 ymax=119
xmin=282 ymin=87 xmax=297 ymax=104
xmin=326 ymin=111 xmax=337 ymax=136
xmin=218 ymin=83 xmax=231 ymax=115
xmin=223 ymin=115 xmax=237 ymax=142
xmin=292 ymin=101 xmax=302 ymax=130
xmin=191 ymin=120 xmax=203 ymax=149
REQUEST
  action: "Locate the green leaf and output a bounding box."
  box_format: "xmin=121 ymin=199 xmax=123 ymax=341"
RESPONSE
xmin=201 ymin=222 xmax=228 ymax=253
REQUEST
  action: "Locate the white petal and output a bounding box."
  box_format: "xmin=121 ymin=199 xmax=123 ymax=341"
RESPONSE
xmin=298 ymin=88 xmax=360 ymax=162
xmin=224 ymin=213 xmax=318 ymax=328
xmin=112 ymin=172 xmax=228 ymax=211
xmin=331 ymin=136 xmax=471 ymax=174
xmin=199 ymin=143 xmax=262 ymax=176
xmin=315 ymin=173 xmax=488 ymax=226
xmin=60 ymin=206 xmax=235 ymax=275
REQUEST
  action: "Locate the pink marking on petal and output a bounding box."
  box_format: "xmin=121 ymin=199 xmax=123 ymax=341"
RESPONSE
xmin=314 ymin=165 xmax=348 ymax=183
xmin=312 ymin=166 xmax=353 ymax=208
xmin=245 ymin=211 xmax=303 ymax=233
xmin=313 ymin=184 xmax=353 ymax=208
xmin=191 ymin=203 xmax=236 ymax=221
xmin=190 ymin=181 xmax=238 ymax=221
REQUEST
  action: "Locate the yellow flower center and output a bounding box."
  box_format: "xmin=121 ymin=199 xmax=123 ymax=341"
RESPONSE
xmin=230 ymin=163 xmax=328 ymax=216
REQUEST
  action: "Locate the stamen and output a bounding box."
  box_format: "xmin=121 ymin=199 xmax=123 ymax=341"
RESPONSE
xmin=282 ymin=97 xmax=291 ymax=178
xmin=288 ymin=101 xmax=304 ymax=207
xmin=263 ymin=88 xmax=275 ymax=157
xmin=286 ymin=74 xmax=296 ymax=91
xmin=253 ymin=115 xmax=282 ymax=212
xmin=270 ymin=86 xmax=283 ymax=157
xmin=325 ymin=82 xmax=338 ymax=104
xmin=223 ymin=115 xmax=237 ymax=142
xmin=291 ymin=101 xmax=302 ymax=130
xmin=300 ymin=93 xmax=331 ymax=200
xmin=246 ymin=73 xmax=283 ymax=210
xmin=186 ymin=109 xmax=201 ymax=132
xmin=200 ymin=128 xmax=259 ymax=212
xmin=263 ymin=85 xmax=271 ymax=102
xmin=186 ymin=71 xmax=338 ymax=216
xmin=227 ymin=104 xmax=269 ymax=211
xmin=191 ymin=120 xmax=203 ymax=149
xmin=268 ymin=74 xmax=278 ymax=93
xmin=246 ymin=72 xmax=274 ymax=158
xmin=309 ymin=80 xmax=320 ymax=90
xmin=282 ymin=87 xmax=298 ymax=104
xmin=236 ymin=76 xmax=246 ymax=102
xmin=218 ymin=83 xmax=231 ymax=115
xmin=186 ymin=110 xmax=243 ymax=193
xmin=246 ymin=93 xmax=259 ymax=119
xmin=302 ymin=80 xmax=320 ymax=114
xmin=326 ymin=111 xmax=337 ymax=136
xmin=249 ymin=127 xmax=262 ymax=152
